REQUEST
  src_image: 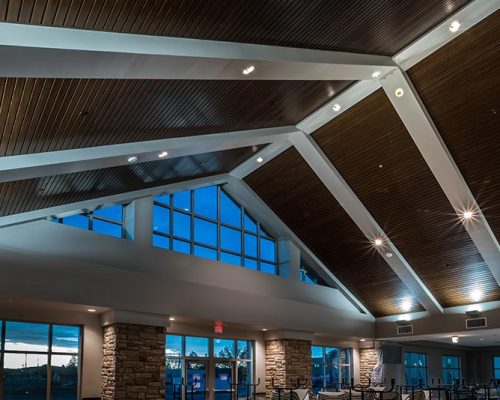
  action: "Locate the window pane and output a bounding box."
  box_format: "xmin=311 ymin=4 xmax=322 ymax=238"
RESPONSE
xmin=237 ymin=361 xmax=252 ymax=398
xmin=3 ymin=353 xmax=48 ymax=400
xmin=93 ymin=219 xmax=122 ymax=238
xmin=325 ymin=364 xmax=340 ymax=386
xmin=153 ymin=205 xmax=170 ymax=234
xmin=5 ymin=321 xmax=49 ymax=352
xmin=495 ymin=357 xmax=500 ymax=369
xmin=153 ymin=234 xmax=170 ymax=250
xmin=244 ymin=258 xmax=258 ymax=271
xmin=166 ymin=358 xmax=183 ymax=400
xmin=260 ymin=238 xmax=276 ymax=262
xmin=237 ymin=341 xmax=250 ymax=359
xmin=244 ymin=213 xmax=257 ymax=233
xmin=214 ymin=338 xmax=235 ymax=358
xmin=220 ymin=226 xmax=241 ymax=253
xmin=51 ymin=354 xmax=78 ymax=400
xmin=185 ymin=336 xmax=209 ymax=357
xmin=221 ymin=252 xmax=241 ymax=267
xmin=311 ymin=346 xmax=323 ymax=363
xmin=173 ymin=240 xmax=190 ymax=255
xmin=156 ymin=194 xmax=171 ymax=206
xmin=325 ymin=347 xmax=339 ymax=364
xmin=220 ymin=191 xmax=241 ymax=228
xmin=93 ymin=205 xmax=122 ymax=222
xmin=194 ymin=218 xmax=217 ymax=246
xmin=166 ymin=335 xmax=183 ymax=357
xmin=312 ymin=363 xmax=324 ymax=393
xmin=173 ymin=211 xmax=191 ymax=240
xmin=260 ymin=262 xmax=276 ymax=275
xmin=173 ymin=191 xmax=191 ymax=211
xmin=62 ymin=214 xmax=89 ymax=230
xmin=244 ymin=234 xmax=257 ymax=257
xmin=194 ymin=245 xmax=217 ymax=261
xmin=52 ymin=325 xmax=80 ymax=353
xmin=194 ymin=186 xmax=217 ymax=220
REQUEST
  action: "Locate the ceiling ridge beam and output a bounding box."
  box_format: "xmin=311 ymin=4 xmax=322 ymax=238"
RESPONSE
xmin=380 ymin=68 xmax=500 ymax=286
xmin=0 ymin=126 xmax=296 ymax=182
xmin=289 ymin=131 xmax=444 ymax=315
xmin=0 ymin=22 xmax=394 ymax=81
xmin=225 ymin=174 xmax=374 ymax=318
xmin=0 ymin=173 xmax=230 ymax=228
xmin=233 ymin=0 xmax=497 ymax=177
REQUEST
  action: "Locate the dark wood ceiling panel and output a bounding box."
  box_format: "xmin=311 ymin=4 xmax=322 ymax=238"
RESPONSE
xmin=0 ymin=146 xmax=260 ymax=216
xmin=0 ymin=0 xmax=471 ymax=55
xmin=408 ymin=11 xmax=500 ymax=242
xmin=0 ymin=78 xmax=350 ymax=156
xmin=313 ymin=89 xmax=500 ymax=308
xmin=245 ymin=147 xmax=424 ymax=317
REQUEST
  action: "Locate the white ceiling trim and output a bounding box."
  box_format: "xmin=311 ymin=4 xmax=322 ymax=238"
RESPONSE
xmin=290 ymin=132 xmax=444 ymax=315
xmin=381 ymin=68 xmax=500 ymax=286
xmin=0 ymin=22 xmax=394 ymax=80
xmin=0 ymin=126 xmax=295 ymax=182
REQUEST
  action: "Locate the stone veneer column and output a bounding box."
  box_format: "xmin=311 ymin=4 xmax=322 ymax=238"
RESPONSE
xmin=359 ymin=347 xmax=378 ymax=385
xmin=265 ymin=339 xmax=312 ymax=397
xmin=102 ymin=323 xmax=166 ymax=400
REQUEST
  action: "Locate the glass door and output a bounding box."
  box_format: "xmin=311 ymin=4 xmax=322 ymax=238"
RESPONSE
xmin=185 ymin=360 xmax=208 ymax=400
xmin=214 ymin=362 xmax=234 ymax=400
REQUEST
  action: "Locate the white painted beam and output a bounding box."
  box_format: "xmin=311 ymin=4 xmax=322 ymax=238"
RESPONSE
xmin=0 ymin=126 xmax=294 ymax=182
xmin=290 ymin=132 xmax=444 ymax=315
xmin=0 ymin=173 xmax=230 ymax=228
xmin=0 ymin=22 xmax=394 ymax=80
xmin=381 ymin=68 xmax=500 ymax=285
xmin=225 ymin=175 xmax=374 ymax=318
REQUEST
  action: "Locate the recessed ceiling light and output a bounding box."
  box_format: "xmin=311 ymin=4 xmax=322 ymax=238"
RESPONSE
xmin=471 ymin=288 xmax=482 ymax=302
xmin=243 ymin=65 xmax=255 ymax=75
xmin=461 ymin=210 xmax=475 ymax=220
xmin=360 ymin=338 xmax=366 ymax=342
xmin=451 ymin=336 xmax=459 ymax=344
xmin=395 ymin=88 xmax=405 ymax=98
xmin=262 ymin=328 xmax=268 ymax=332
xmin=256 ymin=157 xmax=264 ymax=163
xmin=169 ymin=317 xmax=175 ymax=321
xmin=332 ymin=104 xmax=341 ymax=112
xmin=449 ymin=21 xmax=461 ymax=33
xmin=401 ymin=299 xmax=412 ymax=312
xmin=386 ymin=252 xmax=393 ymax=258
xmin=372 ymin=71 xmax=382 ymax=79
xmin=158 ymin=151 xmax=168 ymax=159
xmin=127 ymin=156 xmax=138 ymax=163
xmin=88 ymin=308 xmax=96 ymax=313
xmin=374 ymin=238 xmax=383 ymax=246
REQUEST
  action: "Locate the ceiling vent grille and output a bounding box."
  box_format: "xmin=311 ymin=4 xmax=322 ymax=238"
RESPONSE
xmin=397 ymin=325 xmax=413 ymax=335
xmin=466 ymin=317 xmax=487 ymax=329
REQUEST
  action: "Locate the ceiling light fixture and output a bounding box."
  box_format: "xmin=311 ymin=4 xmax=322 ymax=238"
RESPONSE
xmin=386 ymin=252 xmax=393 ymax=258
xmin=401 ymin=298 xmax=412 ymax=312
xmin=256 ymin=157 xmax=264 ymax=163
xmin=88 ymin=308 xmax=96 ymax=313
xmin=360 ymin=338 xmax=366 ymax=342
xmin=461 ymin=209 xmax=475 ymax=221
xmin=471 ymin=288 xmax=483 ymax=303
xmin=243 ymin=65 xmax=255 ymax=75
xmin=449 ymin=21 xmax=461 ymax=33
xmin=169 ymin=317 xmax=175 ymax=321
xmin=451 ymin=336 xmax=459 ymax=344
xmin=158 ymin=151 xmax=168 ymax=158
xmin=372 ymin=71 xmax=382 ymax=79
xmin=374 ymin=238 xmax=384 ymax=246
xmin=332 ymin=104 xmax=341 ymax=112
xmin=395 ymin=88 xmax=405 ymax=98
xmin=127 ymin=156 xmax=138 ymax=163
xmin=262 ymin=328 xmax=268 ymax=332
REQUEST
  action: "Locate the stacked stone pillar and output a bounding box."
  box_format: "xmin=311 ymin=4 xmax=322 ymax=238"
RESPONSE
xmin=265 ymin=338 xmax=312 ymax=398
xmin=102 ymin=322 xmax=166 ymax=400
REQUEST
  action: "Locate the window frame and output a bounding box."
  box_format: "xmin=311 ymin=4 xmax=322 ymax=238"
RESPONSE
xmin=153 ymin=185 xmax=279 ymax=274
xmin=0 ymin=318 xmax=83 ymax=400
xmin=311 ymin=345 xmax=352 ymax=391
xmin=442 ymin=354 xmax=461 ymax=385
xmin=493 ymin=356 xmax=500 ymax=380
xmin=404 ymin=352 xmax=428 ymax=386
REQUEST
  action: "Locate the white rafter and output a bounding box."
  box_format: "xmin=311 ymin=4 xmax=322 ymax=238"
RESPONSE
xmin=380 ymin=68 xmax=500 ymax=285
xmin=0 ymin=22 xmax=394 ymax=81
xmin=290 ymin=132 xmax=444 ymax=315
xmin=0 ymin=126 xmax=296 ymax=182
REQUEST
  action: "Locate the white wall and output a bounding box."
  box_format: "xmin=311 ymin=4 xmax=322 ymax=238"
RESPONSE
xmin=0 ymin=302 xmax=103 ymax=399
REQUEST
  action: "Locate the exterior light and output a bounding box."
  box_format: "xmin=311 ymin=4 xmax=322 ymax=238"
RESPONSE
xmin=449 ymin=21 xmax=461 ymax=33
xmin=332 ymin=104 xmax=341 ymax=112
xmin=127 ymin=156 xmax=138 ymax=163
xmin=159 ymin=151 xmax=168 ymax=158
xmin=243 ymin=65 xmax=255 ymax=75
xmin=395 ymin=88 xmax=405 ymax=97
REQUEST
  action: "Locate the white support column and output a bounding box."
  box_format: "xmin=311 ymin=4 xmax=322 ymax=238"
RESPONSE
xmin=380 ymin=68 xmax=500 ymax=285
xmin=124 ymin=197 xmax=153 ymax=246
xmin=278 ymin=239 xmax=301 ymax=280
xmin=290 ymin=131 xmax=443 ymax=315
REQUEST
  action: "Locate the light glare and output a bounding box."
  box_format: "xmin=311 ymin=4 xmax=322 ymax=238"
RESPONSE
xmin=374 ymin=238 xmax=383 ymax=246
xmin=401 ymin=298 xmax=412 ymax=312
xmin=471 ymin=288 xmax=482 ymax=302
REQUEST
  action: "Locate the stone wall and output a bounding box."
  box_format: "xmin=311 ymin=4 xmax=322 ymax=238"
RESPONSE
xmin=359 ymin=348 xmax=378 ymax=385
xmin=102 ymin=323 xmax=166 ymax=400
xmin=265 ymin=339 xmax=312 ymax=397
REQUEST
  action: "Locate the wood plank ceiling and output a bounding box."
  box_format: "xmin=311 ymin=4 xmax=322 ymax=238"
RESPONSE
xmin=245 ymin=147 xmax=425 ymax=317
xmin=0 ymin=146 xmax=261 ymax=216
xmin=0 ymin=0 xmax=471 ymax=55
xmin=408 ymin=10 xmax=500 ymax=243
xmin=0 ymin=78 xmax=351 ymax=155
